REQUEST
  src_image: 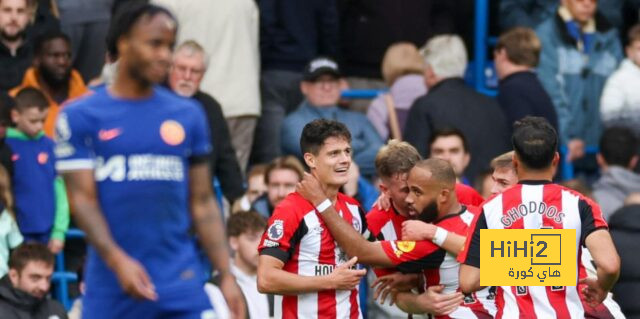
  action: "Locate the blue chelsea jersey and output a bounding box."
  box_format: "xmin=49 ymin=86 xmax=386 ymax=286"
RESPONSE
xmin=55 ymin=86 xmax=212 ymax=296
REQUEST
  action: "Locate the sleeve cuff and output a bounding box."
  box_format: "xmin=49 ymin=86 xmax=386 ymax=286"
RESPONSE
xmin=50 ymin=230 xmax=66 ymax=241
xmin=56 ymin=159 xmax=95 ymax=171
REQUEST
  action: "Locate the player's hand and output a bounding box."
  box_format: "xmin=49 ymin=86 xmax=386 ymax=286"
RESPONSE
xmin=579 ymin=277 xmax=608 ymax=307
xmin=297 ymin=172 xmax=328 ymax=206
xmin=567 ymin=139 xmax=585 ymax=162
xmin=402 ymin=220 xmax=437 ymax=241
xmin=419 ymin=285 xmax=464 ymax=315
xmin=48 ymin=239 xmax=64 ymax=254
xmin=111 ymin=252 xmax=157 ymax=301
xmin=219 ymin=272 xmax=247 ymax=319
xmin=371 ymin=272 xmax=418 ymax=304
xmin=329 ymin=257 xmax=367 ymax=291
xmin=373 ymin=193 xmax=391 ymax=211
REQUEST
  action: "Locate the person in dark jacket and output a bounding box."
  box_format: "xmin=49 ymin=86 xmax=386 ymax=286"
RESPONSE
xmin=404 ymin=35 xmax=511 ymax=182
xmin=494 ymin=27 xmax=558 ymax=134
xmin=0 ymin=243 xmax=67 ymax=319
xmin=610 ymin=195 xmax=640 ymax=318
xmin=168 ymin=40 xmax=244 ymax=204
xmin=0 ymin=0 xmax=34 ymax=92
xmin=251 ymin=0 xmax=339 ymax=165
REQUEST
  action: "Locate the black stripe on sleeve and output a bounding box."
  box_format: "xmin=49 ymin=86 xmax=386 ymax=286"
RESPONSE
xmin=259 ymin=219 xmax=309 ymax=264
xmin=464 ymin=211 xmax=487 ymax=268
xmin=188 ymin=153 xmax=211 ymax=165
xmin=397 ymin=249 xmax=447 ymax=274
xmin=578 ymin=199 xmax=608 ymax=245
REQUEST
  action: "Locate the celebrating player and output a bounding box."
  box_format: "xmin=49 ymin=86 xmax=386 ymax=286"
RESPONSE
xmin=257 ymin=119 xmax=368 ymax=318
xmin=54 ymin=3 xmax=245 ymax=318
xmin=297 ymin=158 xmax=495 ymax=318
xmin=459 ymin=117 xmax=620 ymax=318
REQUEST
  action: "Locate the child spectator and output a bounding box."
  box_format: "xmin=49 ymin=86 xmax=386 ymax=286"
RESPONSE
xmin=5 ymin=87 xmax=68 ymax=253
xmin=0 ymin=164 xmax=22 ymax=278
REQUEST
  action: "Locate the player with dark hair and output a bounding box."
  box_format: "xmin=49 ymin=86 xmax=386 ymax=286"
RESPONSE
xmin=54 ymin=3 xmax=245 ymax=318
xmin=459 ymin=116 xmax=620 ymax=318
xmin=257 ymin=119 xmax=369 ymax=318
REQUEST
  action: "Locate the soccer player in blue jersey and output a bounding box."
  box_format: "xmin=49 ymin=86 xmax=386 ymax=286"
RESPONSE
xmin=53 ymin=3 xmax=245 ymax=318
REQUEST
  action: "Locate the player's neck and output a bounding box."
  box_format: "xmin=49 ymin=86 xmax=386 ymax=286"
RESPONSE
xmin=110 ymin=67 xmax=154 ymax=98
xmin=517 ymin=170 xmax=554 ymax=182
xmin=439 ymin=200 xmax=462 ymax=219
xmin=233 ymin=257 xmax=256 ymax=276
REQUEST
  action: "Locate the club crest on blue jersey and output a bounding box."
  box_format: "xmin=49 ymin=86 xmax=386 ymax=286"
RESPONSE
xmin=268 ymin=219 xmax=284 ymax=240
xmin=160 ymin=120 xmax=185 ymax=146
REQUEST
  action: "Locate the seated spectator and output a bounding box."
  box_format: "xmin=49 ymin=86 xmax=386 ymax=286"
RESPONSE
xmin=608 ymin=193 xmax=640 ymax=317
xmin=593 ymin=127 xmax=640 ymax=220
xmin=233 ymin=164 xmax=268 ymax=213
xmin=6 ymin=87 xmax=68 ymax=252
xmin=536 ymin=0 xmax=622 ymax=162
xmin=251 ymin=156 xmax=304 ymax=219
xmin=367 ymin=42 xmax=427 ymax=141
xmin=0 ymin=164 xmax=21 ymax=279
xmin=429 ymin=127 xmax=471 ymax=185
xmin=10 ymin=31 xmax=88 ymax=137
xmin=0 ymin=0 xmax=33 ymax=92
xmin=494 ymin=27 xmax=558 ymax=133
xmin=0 ymin=242 xmax=67 ymax=318
xmin=281 ymin=57 xmax=383 ymax=178
xmin=601 ymin=24 xmax=640 ymax=136
xmin=168 ymin=40 xmax=244 ymax=205
xmin=225 ymin=211 xmax=269 ymax=318
xmin=404 ymin=35 xmax=510 ymax=182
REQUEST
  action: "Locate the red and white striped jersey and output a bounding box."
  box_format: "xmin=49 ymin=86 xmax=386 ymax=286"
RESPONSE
xmin=258 ymin=192 xmax=369 ymax=319
xmin=461 ymin=181 xmax=608 ymax=319
xmin=366 ymin=204 xmax=408 ymax=277
xmin=380 ymin=207 xmax=497 ymax=319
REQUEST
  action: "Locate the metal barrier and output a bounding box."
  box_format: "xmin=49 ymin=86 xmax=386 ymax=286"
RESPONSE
xmin=52 ymin=228 xmax=85 ymax=310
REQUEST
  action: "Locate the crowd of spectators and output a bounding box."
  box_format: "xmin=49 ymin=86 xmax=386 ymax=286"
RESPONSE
xmin=0 ymin=0 xmax=639 ymax=317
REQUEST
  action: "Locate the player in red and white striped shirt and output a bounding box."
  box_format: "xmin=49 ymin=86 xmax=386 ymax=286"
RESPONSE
xmin=257 ymin=120 xmax=368 ymax=319
xmin=297 ymin=158 xmax=495 ymax=318
xmin=459 ymin=117 xmax=621 ymax=318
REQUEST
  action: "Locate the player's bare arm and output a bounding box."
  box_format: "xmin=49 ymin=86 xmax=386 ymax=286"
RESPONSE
xmin=394 ymin=285 xmax=464 ymax=315
xmin=297 ymin=172 xmax=394 ymax=267
xmin=581 ymin=229 xmax=620 ymax=306
xmin=402 ymin=220 xmax=466 ymax=256
xmin=189 ymin=163 xmax=246 ymax=319
xmin=63 ymin=169 xmax=157 ymax=301
xmin=257 ymin=254 xmax=365 ymax=295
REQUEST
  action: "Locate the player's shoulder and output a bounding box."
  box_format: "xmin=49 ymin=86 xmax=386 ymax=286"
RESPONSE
xmin=155 ymin=86 xmax=202 ymax=112
xmin=365 ymin=205 xmax=391 ymax=231
xmin=273 ymin=192 xmax=315 ymax=217
xmin=337 ymin=192 xmax=361 ymax=207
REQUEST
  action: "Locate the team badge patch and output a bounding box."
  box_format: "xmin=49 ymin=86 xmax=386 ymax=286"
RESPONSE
xmin=396 ymin=241 xmax=416 ymax=253
xmin=268 ymin=219 xmax=284 ymax=240
xmin=160 ymin=120 xmax=185 ymax=146
xmin=37 ymin=152 xmax=49 ymax=164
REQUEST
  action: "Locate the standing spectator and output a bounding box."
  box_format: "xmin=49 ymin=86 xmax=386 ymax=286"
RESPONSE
xmin=168 ymin=40 xmax=244 ymax=205
xmin=6 ymin=87 xmax=68 ymax=253
xmin=25 ymin=0 xmax=59 ymax=40
xmin=225 ymin=211 xmax=269 ymax=319
xmin=593 ymin=127 xmax=640 ymax=221
xmin=0 ymin=0 xmax=33 ymax=92
xmin=500 ymin=0 xmax=625 ymax=32
xmin=10 ymin=31 xmax=88 ymax=137
xmin=250 ymin=0 xmax=338 ymax=165
xmin=152 ymin=0 xmax=260 ymax=173
xmin=404 ymin=35 xmax=510 ymax=182
xmin=429 ymin=128 xmax=471 ymax=185
xmin=0 ymin=243 xmax=67 ymax=318
xmin=366 ymin=42 xmax=427 ymax=141
xmin=58 ymin=0 xmax=113 ymax=81
xmin=281 ymin=57 xmax=383 ymax=178
xmin=251 ymin=156 xmax=304 ymax=219
xmin=536 ymin=0 xmax=622 ymax=162
xmin=610 ymin=194 xmax=640 ymax=318
xmin=601 ymin=24 xmax=640 ymax=136
xmin=338 ymin=0 xmax=455 ymax=111
xmin=494 ymin=27 xmax=558 ymax=133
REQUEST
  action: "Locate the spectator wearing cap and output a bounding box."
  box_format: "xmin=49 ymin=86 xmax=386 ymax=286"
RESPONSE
xmin=168 ymin=40 xmax=245 ymax=205
xmin=281 ymin=57 xmax=383 ymax=178
xmin=250 ymin=0 xmax=339 ymax=165
xmin=404 ymin=35 xmax=510 ymax=182
xmin=494 ymin=27 xmax=558 ymax=134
